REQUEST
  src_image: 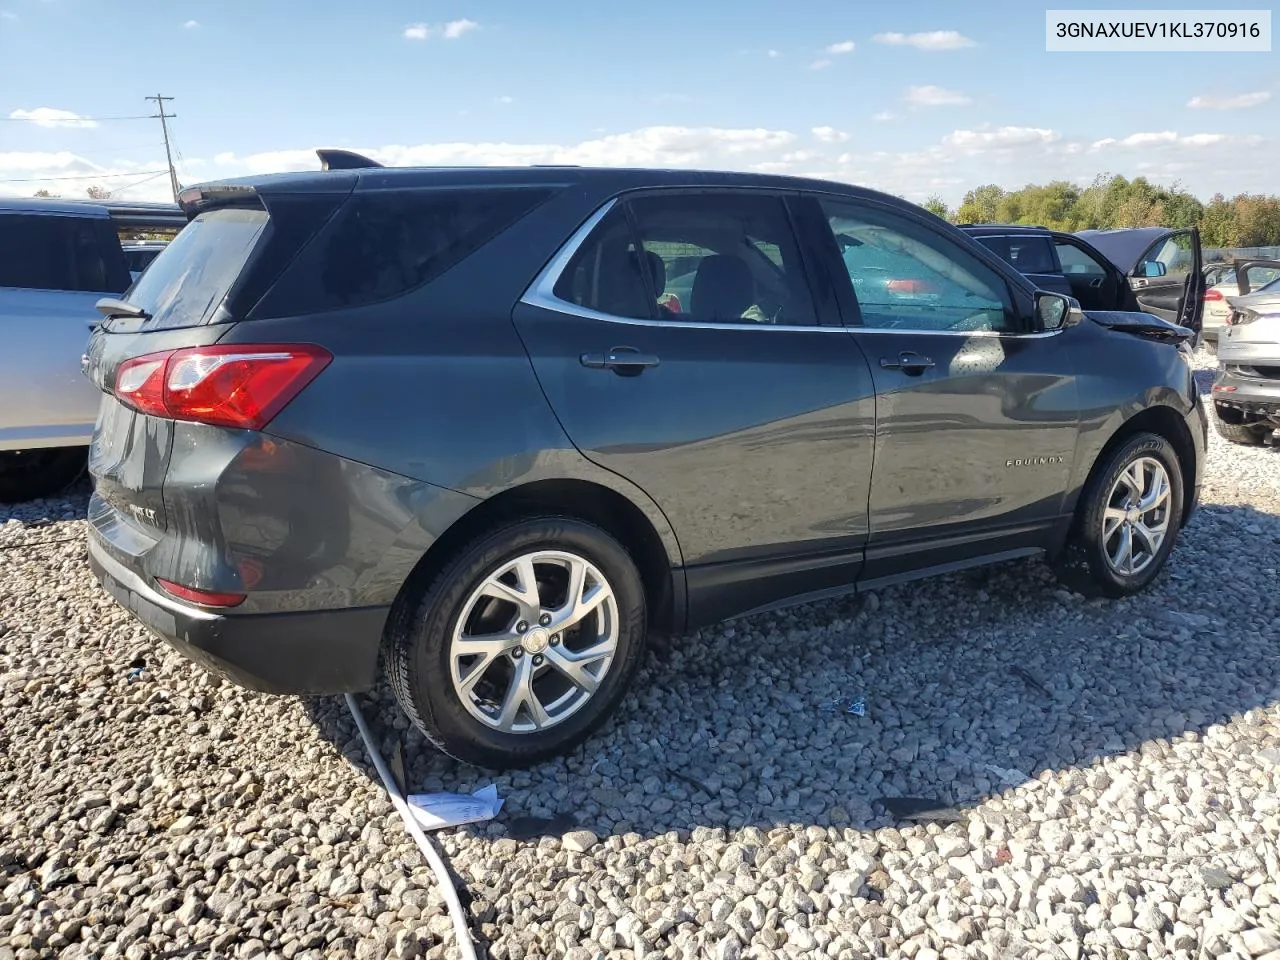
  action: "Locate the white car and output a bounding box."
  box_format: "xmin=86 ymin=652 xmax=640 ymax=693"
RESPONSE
xmin=1202 ymin=259 xmax=1280 ymax=342
xmin=0 ymin=198 xmax=185 ymax=502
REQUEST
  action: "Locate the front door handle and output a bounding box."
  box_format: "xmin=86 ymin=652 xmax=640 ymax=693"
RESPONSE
xmin=880 ymin=352 xmax=935 ymax=374
xmin=580 ymin=347 xmax=661 ymax=375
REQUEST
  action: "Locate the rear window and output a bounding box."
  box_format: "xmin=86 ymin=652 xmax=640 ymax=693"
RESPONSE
xmin=125 ymin=208 xmax=268 ymax=329
xmin=252 ymin=187 xmax=552 ymax=317
xmin=973 ymin=235 xmax=1058 ymax=275
xmin=0 ymin=213 xmax=129 ymax=293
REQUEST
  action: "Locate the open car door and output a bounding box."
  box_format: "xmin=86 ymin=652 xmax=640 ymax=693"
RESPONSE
xmin=1129 ymin=228 xmax=1204 ymax=333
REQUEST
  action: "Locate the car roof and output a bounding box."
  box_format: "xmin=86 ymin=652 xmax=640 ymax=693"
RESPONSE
xmin=1075 ymin=227 xmax=1173 ymax=272
xmin=0 ymin=196 xmax=111 ymax=218
xmin=183 ymin=164 xmax=924 ymax=213
xmin=956 ymin=223 xmax=1054 ymax=235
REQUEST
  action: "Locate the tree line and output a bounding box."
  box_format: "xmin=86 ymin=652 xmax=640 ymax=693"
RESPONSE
xmin=922 ymin=174 xmax=1280 ymax=248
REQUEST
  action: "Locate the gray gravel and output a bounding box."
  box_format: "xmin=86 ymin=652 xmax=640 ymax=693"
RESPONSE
xmin=3 ymin=345 xmax=1279 ymax=960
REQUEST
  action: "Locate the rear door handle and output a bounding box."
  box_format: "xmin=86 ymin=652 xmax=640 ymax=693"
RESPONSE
xmin=880 ymin=352 xmax=935 ymax=373
xmin=580 ymin=347 xmax=661 ymax=375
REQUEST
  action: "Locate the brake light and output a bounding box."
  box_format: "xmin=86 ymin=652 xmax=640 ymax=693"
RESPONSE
xmin=1204 ymin=288 xmax=1223 ymax=301
xmin=114 ymin=344 xmax=331 ymax=430
xmin=155 ymin=578 xmax=246 ymax=608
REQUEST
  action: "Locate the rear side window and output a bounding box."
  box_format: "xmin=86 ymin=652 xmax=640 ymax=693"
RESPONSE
xmin=124 ymin=208 xmax=268 ymax=329
xmin=974 ymin=235 xmax=1057 ymax=275
xmin=0 ymin=214 xmax=128 ymax=293
xmin=1055 ymin=241 xmax=1108 ymax=276
xmin=255 ymin=187 xmax=552 ymax=316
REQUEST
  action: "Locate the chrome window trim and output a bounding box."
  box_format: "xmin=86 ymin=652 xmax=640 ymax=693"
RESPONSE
xmin=519 ymin=198 xmax=1062 ymax=339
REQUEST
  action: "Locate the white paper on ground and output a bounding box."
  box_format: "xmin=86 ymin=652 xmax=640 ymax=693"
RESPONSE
xmin=406 ymin=784 xmax=504 ymax=831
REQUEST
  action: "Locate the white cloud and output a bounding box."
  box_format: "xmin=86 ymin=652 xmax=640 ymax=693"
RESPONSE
xmin=5 ymin=123 xmax=1274 ymax=209
xmin=943 ymin=126 xmax=1059 ymax=151
xmin=441 ymin=18 xmax=478 ymax=39
xmin=404 ymin=18 xmax=478 ymax=40
xmin=903 ymin=84 xmax=971 ymax=107
xmin=873 ymin=30 xmax=976 ymax=51
xmin=495 ymin=95 xmax=514 ymax=105
xmin=183 ymin=19 xmax=200 ymax=29
xmin=767 ymin=49 xmax=780 ymax=58
xmin=825 ymin=40 xmax=855 ymax=54
xmin=812 ymin=126 xmax=849 ymax=143
xmin=1 ymin=10 xmax=18 ymax=19
xmin=7 ymin=107 xmax=98 ymax=128
xmin=872 ymin=111 xmax=896 ymax=122
xmin=809 ymin=59 xmax=833 ymax=71
xmin=1187 ymin=91 xmax=1271 ymax=110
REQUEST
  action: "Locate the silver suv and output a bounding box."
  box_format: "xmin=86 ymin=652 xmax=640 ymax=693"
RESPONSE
xmin=0 ymin=198 xmax=185 ymax=501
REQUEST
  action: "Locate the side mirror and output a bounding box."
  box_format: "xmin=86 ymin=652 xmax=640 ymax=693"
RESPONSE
xmin=1140 ymin=260 xmax=1167 ymax=278
xmin=1036 ymin=291 xmax=1080 ymax=331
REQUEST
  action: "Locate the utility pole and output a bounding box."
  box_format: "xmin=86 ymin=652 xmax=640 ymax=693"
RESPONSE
xmin=145 ymin=94 xmax=180 ymax=203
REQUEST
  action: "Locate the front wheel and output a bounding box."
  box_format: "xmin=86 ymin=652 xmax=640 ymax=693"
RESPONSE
xmin=386 ymin=518 xmax=647 ymax=769
xmin=1054 ymin=432 xmax=1184 ymax=598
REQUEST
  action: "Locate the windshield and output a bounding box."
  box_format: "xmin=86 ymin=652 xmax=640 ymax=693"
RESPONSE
xmin=125 ymin=208 xmax=268 ymax=329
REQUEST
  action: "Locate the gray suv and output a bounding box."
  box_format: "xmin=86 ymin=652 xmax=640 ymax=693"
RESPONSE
xmin=84 ymin=155 xmax=1207 ymax=768
xmin=0 ymin=199 xmax=185 ymax=501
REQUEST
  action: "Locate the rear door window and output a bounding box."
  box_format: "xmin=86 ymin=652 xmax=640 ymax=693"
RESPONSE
xmin=0 ymin=214 xmax=128 ymax=293
xmin=122 ymin=207 xmax=269 ymax=329
xmin=1055 ymin=241 xmax=1109 ymax=277
xmin=973 ymin=235 xmax=1058 ymax=274
xmin=553 ymin=191 xmax=820 ymax=326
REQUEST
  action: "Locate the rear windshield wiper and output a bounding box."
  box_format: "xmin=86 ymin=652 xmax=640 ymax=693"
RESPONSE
xmin=95 ymin=297 xmax=152 ymax=321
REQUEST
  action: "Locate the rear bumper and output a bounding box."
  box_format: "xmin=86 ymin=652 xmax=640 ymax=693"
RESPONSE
xmin=88 ymin=534 xmax=386 ymax=695
xmin=1213 ymin=367 xmax=1280 ymax=411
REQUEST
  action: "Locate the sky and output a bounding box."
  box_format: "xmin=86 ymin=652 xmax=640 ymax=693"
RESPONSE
xmin=1 ymin=0 xmax=1277 ymax=206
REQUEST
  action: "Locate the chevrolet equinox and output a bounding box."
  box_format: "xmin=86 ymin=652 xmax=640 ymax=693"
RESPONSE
xmin=85 ymin=152 xmax=1207 ymax=768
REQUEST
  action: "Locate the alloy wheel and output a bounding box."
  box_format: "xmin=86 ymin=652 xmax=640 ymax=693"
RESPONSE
xmin=448 ymin=550 xmax=619 ymax=734
xmin=1101 ymin=456 xmax=1172 ymax=576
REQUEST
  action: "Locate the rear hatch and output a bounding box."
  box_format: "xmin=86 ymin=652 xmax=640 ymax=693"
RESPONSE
xmin=85 ymin=206 xmax=274 ymax=541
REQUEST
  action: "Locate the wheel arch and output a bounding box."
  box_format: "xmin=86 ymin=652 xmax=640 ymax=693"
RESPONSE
xmin=1075 ymin=405 xmax=1198 ymax=529
xmin=384 ymin=478 xmax=684 ymax=650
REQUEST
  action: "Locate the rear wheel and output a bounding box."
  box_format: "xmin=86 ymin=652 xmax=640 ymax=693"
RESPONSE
xmin=1212 ymin=404 xmax=1268 ymax=445
xmin=1053 ymin=432 xmax=1183 ymax=598
xmin=387 ymin=517 xmax=647 ymax=768
xmin=0 ymin=447 xmax=87 ymax=504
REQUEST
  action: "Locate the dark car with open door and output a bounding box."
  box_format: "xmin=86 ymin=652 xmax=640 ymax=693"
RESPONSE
xmin=1074 ymin=227 xmax=1205 ymax=335
xmin=960 ymin=224 xmax=1205 ymax=340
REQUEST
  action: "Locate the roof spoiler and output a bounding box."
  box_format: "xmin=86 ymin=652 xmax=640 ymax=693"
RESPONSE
xmin=316 ymin=148 xmax=384 ymax=171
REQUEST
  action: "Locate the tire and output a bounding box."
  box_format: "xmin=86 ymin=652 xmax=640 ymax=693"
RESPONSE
xmin=0 ymin=447 xmax=87 ymax=504
xmin=1053 ymin=432 xmax=1184 ymax=598
xmin=1212 ymin=405 xmax=1267 ymax=446
xmin=387 ymin=517 xmax=648 ymax=769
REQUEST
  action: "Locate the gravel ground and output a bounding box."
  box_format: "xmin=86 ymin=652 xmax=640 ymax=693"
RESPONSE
xmin=3 ymin=346 xmax=1279 ymax=960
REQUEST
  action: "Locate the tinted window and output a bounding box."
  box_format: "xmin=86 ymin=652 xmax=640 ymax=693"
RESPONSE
xmin=556 ymin=193 xmax=819 ymax=326
xmin=124 ymin=208 xmax=268 ymax=329
xmin=822 ymin=200 xmax=1013 ymax=333
xmin=260 ymin=187 xmax=551 ymax=315
xmin=974 ymin=235 xmax=1057 ymax=274
xmin=553 ymin=206 xmax=653 ymax=320
xmin=1055 ymin=241 xmax=1108 ymax=277
xmin=1244 ymin=264 xmax=1280 ymax=292
xmin=0 ymin=214 xmax=123 ymax=293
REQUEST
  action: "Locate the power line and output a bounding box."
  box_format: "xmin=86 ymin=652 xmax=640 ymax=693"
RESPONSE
xmin=145 ymin=94 xmax=180 ymax=203
xmin=0 ymin=169 xmax=168 ymax=184
xmin=110 ymin=170 xmax=170 ymax=194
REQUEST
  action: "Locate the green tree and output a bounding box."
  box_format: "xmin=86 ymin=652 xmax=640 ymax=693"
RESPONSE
xmin=922 ymin=195 xmax=951 ymax=220
xmin=954 ymin=184 xmax=1004 ymax=224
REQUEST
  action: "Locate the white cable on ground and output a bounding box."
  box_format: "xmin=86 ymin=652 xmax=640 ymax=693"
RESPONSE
xmin=344 ymin=693 xmax=479 ymax=960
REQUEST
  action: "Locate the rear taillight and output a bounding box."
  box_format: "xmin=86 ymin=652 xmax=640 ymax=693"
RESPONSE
xmin=1204 ymin=288 xmax=1223 ymax=302
xmin=155 ymin=578 xmax=246 ymax=608
xmin=114 ymin=344 xmax=331 ymax=430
